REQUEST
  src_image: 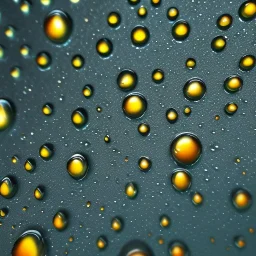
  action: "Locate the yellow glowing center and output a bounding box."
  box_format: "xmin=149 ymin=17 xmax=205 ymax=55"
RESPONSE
xmin=40 ymin=147 xmax=50 ymax=158
xmin=133 ymin=29 xmax=147 ymax=42
xmin=97 ymin=42 xmax=110 ymax=54
xmin=172 ymin=172 xmax=191 ymax=191
xmin=175 ymin=24 xmax=188 ymax=36
xmin=0 ymin=182 xmax=10 ymax=196
xmin=72 ymin=112 xmax=83 ymax=124
xmin=45 ymin=15 xmax=67 ymax=41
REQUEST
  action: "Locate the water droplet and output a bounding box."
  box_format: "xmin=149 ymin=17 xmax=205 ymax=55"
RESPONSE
xmin=184 ymin=106 xmax=191 ymax=116
xmin=167 ymin=7 xmax=179 ymax=21
xmin=224 ymin=75 xmax=243 ymax=93
xmin=239 ymin=54 xmax=255 ymax=71
xmin=97 ymin=236 xmax=108 ymax=250
xmin=82 ymin=85 xmax=93 ymax=98
xmin=170 ymin=133 xmax=202 ymax=166
xmin=0 ymin=176 xmax=18 ymax=199
xmin=24 ymin=158 xmax=36 ymax=172
xmin=211 ymin=36 xmax=226 ymax=52
xmin=172 ymin=20 xmax=190 ymax=41
xmin=10 ymin=67 xmax=21 ymax=79
xmin=0 ymin=99 xmax=14 ymax=131
xmin=122 ymin=93 xmax=147 ymax=119
xmin=166 ymin=108 xmax=178 ymax=123
xmin=183 ymin=78 xmax=206 ymax=101
xmin=131 ymin=26 xmax=150 ymax=47
xmin=152 ymin=69 xmax=164 ymax=84
xmin=217 ymin=14 xmax=233 ymax=30
xmin=160 ymin=215 xmax=171 ymax=228
xmin=151 ymin=0 xmax=161 ymax=7
xmin=225 ymin=102 xmax=238 ymax=115
xmin=128 ymin=0 xmax=140 ymax=5
xmin=5 ymin=26 xmax=15 ymax=39
xmin=20 ymin=1 xmax=31 ymax=15
xmin=191 ymin=192 xmax=203 ymax=205
xmin=232 ymin=189 xmax=252 ymax=211
xmin=42 ymin=103 xmax=53 ymax=116
xmin=71 ymin=55 xmax=84 ymax=69
xmin=138 ymin=157 xmax=152 ymax=172
xmin=137 ymin=6 xmax=148 ymax=18
xmin=234 ymin=236 xmax=246 ymax=249
xmin=117 ymin=69 xmax=137 ymax=91
xmin=39 ymin=143 xmax=54 ymax=161
xmin=20 ymin=45 xmax=30 ymax=58
xmin=125 ymin=182 xmax=138 ymax=199
xmin=168 ymin=241 xmax=189 ymax=256
xmin=36 ymin=52 xmax=52 ymax=70
xmin=107 ymin=12 xmax=121 ymax=28
xmin=41 ymin=0 xmax=51 ymax=6
xmin=186 ymin=58 xmax=196 ymax=69
xmin=104 ymin=135 xmax=111 ymax=143
xmin=67 ymin=153 xmax=89 ymax=180
xmin=171 ymin=169 xmax=192 ymax=192
xmin=96 ymin=38 xmax=113 ymax=58
xmin=138 ymin=123 xmax=150 ymax=136
xmin=71 ymin=108 xmax=88 ymax=129
xmin=12 ymin=230 xmax=45 ymax=256
xmin=239 ymin=1 xmax=256 ymax=21
xmin=119 ymin=240 xmax=153 ymax=256
xmin=53 ymin=211 xmax=68 ymax=231
xmin=34 ymin=186 xmax=44 ymax=200
xmin=44 ymin=10 xmax=72 ymax=44
xmin=111 ymin=217 xmax=123 ymax=232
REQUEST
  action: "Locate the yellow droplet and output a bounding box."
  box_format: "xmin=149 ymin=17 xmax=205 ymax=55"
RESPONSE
xmin=67 ymin=154 xmax=89 ymax=180
xmin=82 ymin=85 xmax=93 ymax=98
xmin=0 ymin=208 xmax=8 ymax=218
xmin=192 ymin=192 xmax=203 ymax=205
xmin=234 ymin=236 xmax=246 ymax=249
xmin=125 ymin=182 xmax=138 ymax=199
xmin=169 ymin=241 xmax=188 ymax=256
xmin=186 ymin=58 xmax=196 ymax=69
xmin=107 ymin=12 xmax=121 ymax=27
xmin=20 ymin=1 xmax=30 ymax=14
xmin=138 ymin=157 xmax=151 ymax=172
xmin=171 ymin=133 xmax=202 ymax=165
xmin=34 ymin=186 xmax=44 ymax=200
xmin=10 ymin=67 xmax=21 ymax=79
xmin=5 ymin=26 xmax=15 ymax=39
xmin=172 ymin=20 xmax=190 ymax=41
xmin=167 ymin=7 xmax=179 ymax=21
xmin=71 ymin=108 xmax=88 ymax=129
xmin=69 ymin=236 xmax=74 ymax=242
xmin=104 ymin=135 xmax=111 ymax=143
xmin=97 ymin=236 xmax=107 ymax=250
xmin=96 ymin=38 xmax=113 ymax=57
xmin=171 ymin=169 xmax=192 ymax=192
xmin=12 ymin=156 xmax=18 ymax=164
xmin=117 ymin=69 xmax=137 ymax=91
xmin=39 ymin=143 xmax=54 ymax=161
xmin=239 ymin=1 xmax=256 ymax=21
xmin=217 ymin=14 xmax=233 ymax=30
xmin=160 ymin=215 xmax=170 ymax=228
xmin=166 ymin=108 xmax=178 ymax=123
xmin=184 ymin=106 xmax=191 ymax=115
xmin=111 ymin=217 xmax=123 ymax=232
xmin=232 ymin=189 xmax=252 ymax=210
xmin=239 ymin=55 xmax=255 ymax=71
xmin=211 ymin=36 xmax=226 ymax=52
xmin=123 ymin=93 xmax=147 ymax=119
xmin=131 ymin=26 xmax=150 ymax=47
xmin=151 ymin=0 xmax=161 ymax=6
xmin=41 ymin=0 xmax=51 ymax=6
xmin=20 ymin=45 xmax=30 ymax=58
xmin=183 ymin=78 xmax=206 ymax=101
xmin=138 ymin=6 xmax=147 ymax=17
xmin=42 ymin=103 xmax=53 ymax=116
xmin=72 ymin=55 xmax=84 ymax=69
xmin=158 ymin=238 xmax=165 ymax=245
xmin=224 ymin=75 xmax=243 ymax=93
xmin=0 ymin=176 xmax=17 ymax=199
xmin=36 ymin=52 xmax=51 ymax=70
xmin=44 ymin=10 xmax=72 ymax=44
xmin=249 ymin=228 xmax=254 ymax=234
xmin=24 ymin=159 xmax=36 ymax=172
xmin=152 ymin=69 xmax=164 ymax=83
xmin=53 ymin=211 xmax=68 ymax=231
xmin=0 ymin=45 xmax=5 ymax=60
xmin=138 ymin=123 xmax=150 ymax=136
xmin=86 ymin=201 xmax=91 ymax=208
xmin=225 ymin=102 xmax=238 ymax=115
xmin=0 ymin=99 xmax=14 ymax=131
xmin=12 ymin=230 xmax=45 ymax=256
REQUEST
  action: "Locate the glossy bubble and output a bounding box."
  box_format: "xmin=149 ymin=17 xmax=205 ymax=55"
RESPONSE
xmin=169 ymin=241 xmax=189 ymax=256
xmin=96 ymin=38 xmax=113 ymax=57
xmin=36 ymin=52 xmax=52 ymax=70
xmin=34 ymin=186 xmax=44 ymax=200
xmin=172 ymin=20 xmax=190 ymax=41
xmin=138 ymin=123 xmax=150 ymax=136
xmin=44 ymin=10 xmax=72 ymax=44
xmin=160 ymin=215 xmax=171 ymax=228
xmin=131 ymin=26 xmax=150 ymax=47
xmin=166 ymin=108 xmax=178 ymax=123
xmin=192 ymin=192 xmax=203 ymax=205
xmin=217 ymin=14 xmax=233 ymax=30
xmin=171 ymin=169 xmax=192 ymax=192
xmin=53 ymin=211 xmax=68 ymax=231
xmin=152 ymin=69 xmax=164 ymax=83
xmin=71 ymin=108 xmax=88 ymax=129
xmin=232 ymin=189 xmax=252 ymax=211
xmin=71 ymin=55 xmax=84 ymax=69
xmin=186 ymin=58 xmax=196 ymax=69
xmin=225 ymin=102 xmax=238 ymax=115
xmin=42 ymin=103 xmax=53 ymax=116
xmin=167 ymin=7 xmax=179 ymax=21
xmin=125 ymin=182 xmax=138 ymax=199
xmin=122 ymin=93 xmax=147 ymax=119
xmin=0 ymin=176 xmax=18 ymax=199
xmin=111 ymin=217 xmax=123 ymax=232
xmin=97 ymin=236 xmax=108 ymax=250
xmin=108 ymin=12 xmax=121 ymax=27
xmin=117 ymin=69 xmax=137 ymax=91
xmin=24 ymin=158 xmax=36 ymax=172
xmin=151 ymin=0 xmax=161 ymax=7
xmin=211 ymin=36 xmax=226 ymax=52
xmin=224 ymin=75 xmax=243 ymax=93
xmin=82 ymin=84 xmax=94 ymax=98
xmin=239 ymin=55 xmax=255 ymax=71
xmin=183 ymin=78 xmax=206 ymax=101
xmin=0 ymin=99 xmax=14 ymax=131
xmin=239 ymin=1 xmax=256 ymax=21
xmin=138 ymin=157 xmax=152 ymax=172
xmin=39 ymin=143 xmax=54 ymax=161
xmin=137 ymin=6 xmax=147 ymax=18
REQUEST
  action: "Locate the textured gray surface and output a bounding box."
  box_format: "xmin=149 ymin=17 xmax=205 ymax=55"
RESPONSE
xmin=0 ymin=0 xmax=256 ymax=255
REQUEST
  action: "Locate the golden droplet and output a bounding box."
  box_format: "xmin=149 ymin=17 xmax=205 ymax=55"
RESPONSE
xmin=239 ymin=54 xmax=255 ymax=71
xmin=186 ymin=58 xmax=196 ymax=69
xmin=171 ymin=169 xmax=192 ymax=192
xmin=122 ymin=93 xmax=147 ymax=119
xmin=12 ymin=156 xmax=18 ymax=164
xmin=39 ymin=143 xmax=54 ymax=161
xmin=41 ymin=0 xmax=51 ymax=6
xmin=82 ymin=85 xmax=93 ymax=98
xmin=0 ymin=45 xmax=5 ymax=60
xmin=211 ymin=36 xmax=226 ymax=52
xmin=166 ymin=108 xmax=178 ymax=123
xmin=67 ymin=154 xmax=89 ymax=180
xmin=111 ymin=217 xmax=123 ymax=232
xmin=36 ymin=52 xmax=52 ymax=70
xmin=172 ymin=20 xmax=190 ymax=41
xmin=96 ymin=38 xmax=113 ymax=58
xmin=128 ymin=0 xmax=140 ymax=5
xmin=152 ymin=69 xmax=164 ymax=83
xmin=184 ymin=106 xmax=191 ymax=116
xmin=97 ymin=236 xmax=107 ymax=250
xmin=131 ymin=26 xmax=150 ymax=47
xmin=5 ymin=26 xmax=15 ymax=39
xmin=167 ymin=7 xmax=179 ymax=21
xmin=71 ymin=55 xmax=84 ymax=69
xmin=151 ymin=0 xmax=161 ymax=7
xmin=249 ymin=228 xmax=254 ymax=234
xmin=160 ymin=215 xmax=171 ymax=228
xmin=125 ymin=182 xmax=138 ymax=199
xmin=0 ymin=99 xmax=14 ymax=131
xmin=138 ymin=6 xmax=147 ymax=18
xmin=53 ymin=211 xmax=68 ymax=231
xmin=42 ymin=103 xmax=53 ymax=116
xmin=10 ymin=67 xmax=21 ymax=79
xmin=217 ymin=14 xmax=233 ymax=30
xmin=234 ymin=236 xmax=246 ymax=249
xmin=224 ymin=75 xmax=243 ymax=93
xmin=138 ymin=123 xmax=150 ymax=136
xmin=192 ymin=192 xmax=203 ymax=205
xmin=170 ymin=133 xmax=202 ymax=166
xmin=0 ymin=208 xmax=8 ymax=218
xmin=71 ymin=108 xmax=88 ymax=129
xmin=104 ymin=135 xmax=111 ymax=143
xmin=24 ymin=159 xmax=36 ymax=172
xmin=239 ymin=1 xmax=256 ymax=21
xmin=12 ymin=230 xmax=45 ymax=256
xmin=34 ymin=186 xmax=44 ymax=200
xmin=138 ymin=157 xmax=152 ymax=172
xmin=183 ymin=78 xmax=206 ymax=101
xmin=169 ymin=241 xmax=189 ymax=256
xmin=86 ymin=201 xmax=91 ymax=208
xmin=225 ymin=102 xmax=238 ymax=115
xmin=232 ymin=189 xmax=252 ymax=211
xmin=107 ymin=12 xmax=121 ymax=28
xmin=117 ymin=69 xmax=137 ymax=91
xmin=44 ymin=10 xmax=72 ymax=44
xmin=20 ymin=45 xmax=30 ymax=58
xmin=20 ymin=1 xmax=31 ymax=15
xmin=0 ymin=176 xmax=17 ymax=199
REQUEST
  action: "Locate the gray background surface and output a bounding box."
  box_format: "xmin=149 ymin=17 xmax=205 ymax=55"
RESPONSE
xmin=0 ymin=0 xmax=255 ymax=255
